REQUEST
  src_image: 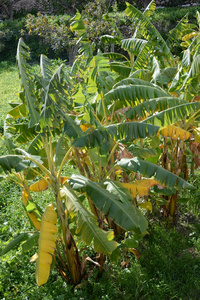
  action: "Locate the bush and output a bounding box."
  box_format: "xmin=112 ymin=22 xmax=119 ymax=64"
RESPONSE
xmin=0 ymin=19 xmax=25 ymax=61
xmin=0 ymin=17 xmax=57 ymax=63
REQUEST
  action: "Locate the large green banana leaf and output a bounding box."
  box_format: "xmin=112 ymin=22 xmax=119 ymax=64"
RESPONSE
xmin=128 ymin=145 xmax=157 ymax=159
xmin=126 ymin=97 xmax=187 ymax=120
xmin=17 ymin=38 xmax=40 ymax=128
xmin=63 ymin=116 xmax=84 ymax=139
xmin=132 ymin=40 xmax=153 ymax=70
xmin=105 ymin=84 xmax=169 ymax=106
xmin=125 ymin=2 xmax=173 ymax=60
xmin=40 ymin=58 xmax=72 ymax=129
xmin=143 ymin=0 xmax=156 ymax=18
xmin=72 ymin=122 xmax=159 ymax=148
xmin=0 ymin=155 xmax=28 ymax=173
xmin=117 ymin=158 xmax=194 ymax=190
xmin=113 ymin=78 xmax=163 ymax=89
xmin=142 ymin=102 xmax=200 ymax=127
xmin=181 ymin=54 xmax=200 ymax=90
xmin=166 ymin=14 xmax=189 ymax=46
xmin=109 ymin=62 xmax=132 ymax=79
xmin=59 ymin=186 xmax=118 ymax=255
xmin=68 ymin=174 xmax=148 ymax=234
xmin=121 ymin=38 xmax=148 ymax=55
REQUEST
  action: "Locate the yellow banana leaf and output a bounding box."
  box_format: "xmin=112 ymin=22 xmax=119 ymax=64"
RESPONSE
xmin=35 ymin=204 xmax=57 ymax=287
xmin=121 ymin=179 xmax=159 ymax=198
xmin=80 ymin=123 xmax=92 ymax=132
xmin=182 ymin=32 xmax=197 ymax=41
xmin=30 ymin=177 xmax=69 ymax=191
xmin=22 ymin=189 xmax=41 ymax=231
xmin=160 ymin=125 xmax=191 ymax=141
xmin=29 ymin=179 xmax=49 ymax=192
xmin=138 ymin=201 xmax=153 ymax=211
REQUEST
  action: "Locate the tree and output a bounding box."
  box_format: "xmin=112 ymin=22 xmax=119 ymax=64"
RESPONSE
xmin=141 ymin=0 xmax=151 ymax=8
xmin=0 ymin=0 xmax=21 ymax=20
xmin=24 ymin=13 xmax=78 ymax=65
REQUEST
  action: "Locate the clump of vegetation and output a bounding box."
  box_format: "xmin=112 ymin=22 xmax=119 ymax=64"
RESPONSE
xmin=0 ymin=0 xmax=200 ymax=298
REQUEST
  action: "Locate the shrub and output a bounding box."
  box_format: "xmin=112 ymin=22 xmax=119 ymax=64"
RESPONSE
xmin=0 ymin=18 xmax=25 ymax=61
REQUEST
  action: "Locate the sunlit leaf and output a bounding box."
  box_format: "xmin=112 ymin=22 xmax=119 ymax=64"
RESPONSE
xmin=68 ymin=175 xmax=148 ymax=233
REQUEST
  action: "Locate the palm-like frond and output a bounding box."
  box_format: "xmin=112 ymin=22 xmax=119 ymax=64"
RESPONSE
xmin=181 ymin=54 xmax=200 ymax=90
xmin=40 ymin=61 xmax=72 ymax=128
xmin=132 ymin=40 xmax=153 ymax=70
xmin=40 ymin=55 xmax=53 ymax=80
xmin=113 ymin=78 xmax=160 ymax=89
xmin=121 ymin=38 xmax=148 ymax=55
xmin=143 ymin=0 xmax=156 ymax=19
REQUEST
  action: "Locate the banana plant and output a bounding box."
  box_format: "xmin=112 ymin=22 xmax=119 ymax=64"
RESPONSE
xmin=1 ymin=6 xmax=198 ymax=286
xmin=71 ymin=3 xmax=198 ymax=221
xmin=0 ymin=38 xmax=160 ymax=286
xmin=0 ymin=39 xmax=119 ymax=286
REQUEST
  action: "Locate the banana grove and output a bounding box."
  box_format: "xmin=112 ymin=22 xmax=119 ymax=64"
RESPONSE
xmin=0 ymin=0 xmax=199 ymax=287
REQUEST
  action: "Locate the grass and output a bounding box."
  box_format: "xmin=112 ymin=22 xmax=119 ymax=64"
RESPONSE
xmin=0 ymin=178 xmax=200 ymax=299
xmin=152 ymin=5 xmax=200 ymax=24
xmin=0 ymin=60 xmax=200 ymax=299
xmin=0 ymin=61 xmax=20 ymax=124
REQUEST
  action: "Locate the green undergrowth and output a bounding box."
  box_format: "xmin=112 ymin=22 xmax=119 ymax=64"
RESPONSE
xmin=152 ymin=5 xmax=200 ymax=24
xmin=0 ymin=61 xmax=20 ymax=123
xmin=1 ymin=178 xmax=200 ymax=300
